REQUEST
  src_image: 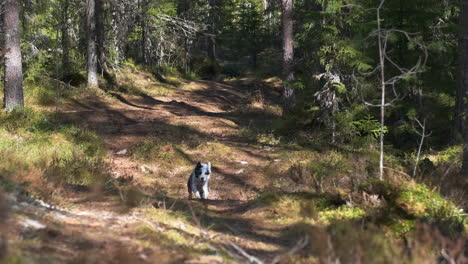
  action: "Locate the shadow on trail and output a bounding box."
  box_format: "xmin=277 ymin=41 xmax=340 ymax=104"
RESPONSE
xmin=58 ymin=77 xmax=292 ymax=260
xmin=100 ymin=79 xmax=282 ymax=132
xmin=150 ymin=196 xmax=292 ymax=259
xmin=108 ymin=92 xmax=155 ymax=110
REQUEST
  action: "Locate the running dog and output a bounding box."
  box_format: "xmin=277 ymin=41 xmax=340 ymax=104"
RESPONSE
xmin=187 ymin=162 xmax=211 ymax=200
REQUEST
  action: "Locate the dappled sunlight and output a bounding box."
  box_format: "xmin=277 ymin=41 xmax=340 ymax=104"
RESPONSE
xmin=2 ymin=63 xmax=467 ymax=263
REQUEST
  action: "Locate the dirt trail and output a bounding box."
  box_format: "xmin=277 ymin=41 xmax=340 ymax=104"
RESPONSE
xmin=10 ymin=79 xmax=292 ymax=263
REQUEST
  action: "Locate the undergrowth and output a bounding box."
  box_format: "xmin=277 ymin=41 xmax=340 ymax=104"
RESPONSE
xmin=0 ymin=108 xmax=109 ymax=199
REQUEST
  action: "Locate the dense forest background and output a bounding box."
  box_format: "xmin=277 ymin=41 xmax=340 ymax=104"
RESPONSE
xmin=0 ymin=0 xmax=467 ymax=263
xmin=4 ymin=0 xmax=464 ymax=147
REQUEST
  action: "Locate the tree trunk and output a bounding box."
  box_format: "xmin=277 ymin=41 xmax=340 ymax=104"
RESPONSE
xmin=62 ymin=0 xmax=70 ymax=76
xmin=207 ymin=0 xmax=217 ymax=62
xmin=110 ymin=2 xmax=120 ymax=66
xmin=457 ymin=1 xmax=468 ymax=139
xmin=21 ymin=0 xmax=28 ymax=38
xmin=96 ymin=0 xmax=107 ymax=72
xmin=281 ymin=0 xmax=295 ymax=116
xmin=459 ymin=0 xmax=468 ymax=174
xmin=138 ymin=0 xmax=148 ymax=64
xmin=3 ymin=0 xmax=24 ymax=111
xmin=86 ymin=0 xmax=99 ymax=88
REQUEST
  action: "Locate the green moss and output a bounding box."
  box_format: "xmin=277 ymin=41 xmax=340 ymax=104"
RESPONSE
xmin=389 ymin=219 xmax=416 ymax=236
xmin=360 ymin=179 xmax=466 ymax=236
xmin=427 ymin=145 xmax=462 ymax=165
xmin=396 ymin=184 xmax=462 ymax=220
xmin=319 ymin=206 xmax=366 ymax=224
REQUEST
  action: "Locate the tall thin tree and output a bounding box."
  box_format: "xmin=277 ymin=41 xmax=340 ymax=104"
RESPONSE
xmin=207 ymin=0 xmax=217 ymax=62
xmin=137 ymin=0 xmax=148 ymax=64
xmin=281 ymin=0 xmax=295 ymax=116
xmin=86 ymin=0 xmax=98 ymax=88
xmin=456 ymin=0 xmax=468 ymax=138
xmin=61 ymin=0 xmax=70 ymax=76
xmin=3 ymin=0 xmax=24 ymax=111
xmin=96 ymin=0 xmax=107 ymax=72
xmin=459 ymin=0 xmax=468 ymax=175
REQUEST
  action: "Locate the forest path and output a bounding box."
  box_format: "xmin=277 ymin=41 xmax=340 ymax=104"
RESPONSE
xmin=29 ymin=77 xmax=295 ymax=263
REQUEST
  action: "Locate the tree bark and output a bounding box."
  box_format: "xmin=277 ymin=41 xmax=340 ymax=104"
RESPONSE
xmin=3 ymin=0 xmax=24 ymax=111
xmin=207 ymin=0 xmax=217 ymax=62
xmin=457 ymin=0 xmax=468 ymax=139
xmin=281 ymin=0 xmax=295 ymax=116
xmin=21 ymin=0 xmax=28 ymax=38
xmin=96 ymin=0 xmax=107 ymax=72
xmin=459 ymin=0 xmax=468 ymax=174
xmin=110 ymin=1 xmax=120 ymax=66
xmin=62 ymin=0 xmax=70 ymax=76
xmin=86 ymin=0 xmax=99 ymax=88
xmin=138 ymin=0 xmax=148 ymax=64
xmin=377 ymin=0 xmax=386 ymax=180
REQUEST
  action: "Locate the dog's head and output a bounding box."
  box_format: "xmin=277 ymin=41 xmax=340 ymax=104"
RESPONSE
xmin=194 ymin=162 xmax=211 ymax=184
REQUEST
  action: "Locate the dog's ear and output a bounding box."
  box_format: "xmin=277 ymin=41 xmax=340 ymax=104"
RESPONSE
xmin=208 ymin=162 xmax=211 ymax=171
xmin=196 ymin=162 xmax=202 ymax=168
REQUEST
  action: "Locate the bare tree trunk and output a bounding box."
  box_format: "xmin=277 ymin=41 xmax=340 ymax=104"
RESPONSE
xmin=110 ymin=2 xmax=120 ymax=66
xmin=459 ymin=0 xmax=468 ymax=175
xmin=377 ymin=0 xmax=386 ymax=180
xmin=61 ymin=0 xmax=70 ymax=76
xmin=457 ymin=0 xmax=468 ymax=140
xmin=207 ymin=0 xmax=217 ymax=62
xmin=3 ymin=0 xmax=24 ymax=111
xmin=281 ymin=0 xmax=295 ymax=116
xmin=86 ymin=0 xmax=99 ymax=88
xmin=20 ymin=0 xmax=28 ymax=38
xmin=96 ymin=0 xmax=107 ymax=73
xmin=413 ymin=119 xmax=426 ymax=177
xmin=456 ymin=80 xmax=465 ymax=137
xmin=137 ymin=0 xmax=148 ymax=64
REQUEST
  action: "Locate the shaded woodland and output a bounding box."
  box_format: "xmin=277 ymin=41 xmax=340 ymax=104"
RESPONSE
xmin=0 ymin=0 xmax=467 ymax=263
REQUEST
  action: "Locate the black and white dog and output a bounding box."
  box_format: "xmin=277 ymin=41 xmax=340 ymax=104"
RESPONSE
xmin=187 ymin=162 xmax=211 ymax=200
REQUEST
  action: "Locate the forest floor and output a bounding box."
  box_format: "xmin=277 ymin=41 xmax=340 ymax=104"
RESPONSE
xmin=3 ymin=68 xmax=467 ymax=264
xmin=4 ymin=72 xmax=306 ymax=264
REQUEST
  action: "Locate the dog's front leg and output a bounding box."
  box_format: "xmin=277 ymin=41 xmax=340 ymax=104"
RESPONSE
xmin=202 ymin=183 xmax=209 ymax=200
xmin=192 ymin=184 xmax=202 ymax=199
